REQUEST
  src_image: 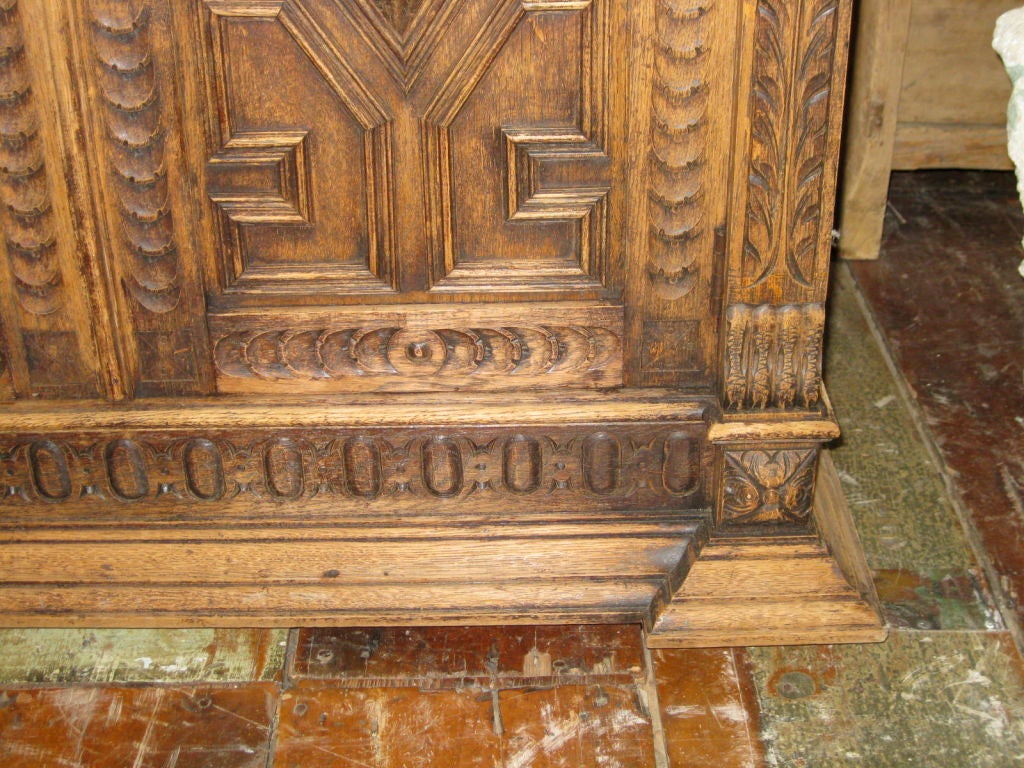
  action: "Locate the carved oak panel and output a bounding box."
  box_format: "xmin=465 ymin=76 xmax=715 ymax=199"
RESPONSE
xmin=202 ymin=1 xmax=396 ymax=295
xmin=1 ymin=423 xmax=708 ymax=519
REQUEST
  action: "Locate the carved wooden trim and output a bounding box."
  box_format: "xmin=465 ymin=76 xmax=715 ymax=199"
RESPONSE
xmin=1 ymin=426 xmax=705 ymax=512
xmin=723 ymin=303 xmax=824 ymax=410
xmin=720 ymin=446 xmax=817 ymax=525
xmin=0 ymin=0 xmax=65 ymax=317
xmin=646 ymin=0 xmax=711 ymax=301
xmin=89 ymin=1 xmax=182 ymax=315
xmin=212 ymin=324 xmax=623 ymax=388
xmin=740 ymin=0 xmax=841 ymax=294
xmin=503 ymin=127 xmax=610 ymax=221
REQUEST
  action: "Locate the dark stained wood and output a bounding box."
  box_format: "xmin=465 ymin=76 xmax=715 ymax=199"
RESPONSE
xmin=291 ymin=624 xmax=645 ymax=687
xmin=0 ymin=684 xmax=275 ymax=767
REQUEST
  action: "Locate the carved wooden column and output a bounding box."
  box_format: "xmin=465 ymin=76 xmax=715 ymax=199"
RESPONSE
xmin=646 ymin=0 xmax=882 ymax=646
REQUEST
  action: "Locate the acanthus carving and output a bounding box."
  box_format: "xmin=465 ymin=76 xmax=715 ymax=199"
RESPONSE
xmin=721 ymin=447 xmax=817 ymax=524
xmin=723 ymin=303 xmax=824 ymax=409
xmin=0 ymin=0 xmax=64 ymax=316
xmin=89 ymin=0 xmax=182 ymax=313
xmin=646 ymin=0 xmax=710 ymax=300
xmin=213 ymin=325 xmax=621 ymax=383
xmin=0 ymin=428 xmax=703 ymax=508
xmin=741 ymin=0 xmax=840 ymax=291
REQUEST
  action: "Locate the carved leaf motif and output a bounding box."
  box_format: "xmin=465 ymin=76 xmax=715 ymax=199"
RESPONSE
xmin=742 ymin=0 xmax=839 ymax=291
xmin=722 ymin=302 xmax=824 ymax=410
xmin=722 ymin=448 xmax=817 ymax=525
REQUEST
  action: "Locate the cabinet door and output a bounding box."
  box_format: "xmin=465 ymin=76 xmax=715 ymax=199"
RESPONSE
xmin=18 ymin=0 xmax=737 ymax=400
xmin=189 ymin=0 xmax=626 ymax=394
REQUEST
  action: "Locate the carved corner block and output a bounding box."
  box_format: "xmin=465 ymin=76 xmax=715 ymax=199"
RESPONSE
xmin=718 ymin=445 xmax=818 ymax=526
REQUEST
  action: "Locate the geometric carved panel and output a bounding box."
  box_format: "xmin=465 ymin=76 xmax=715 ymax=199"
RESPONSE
xmin=425 ymin=0 xmax=614 ymax=294
xmin=203 ymin=1 xmax=395 ymax=296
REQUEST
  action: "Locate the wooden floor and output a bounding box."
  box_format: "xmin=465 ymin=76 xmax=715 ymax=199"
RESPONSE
xmin=2 ymin=172 xmax=1024 ymax=767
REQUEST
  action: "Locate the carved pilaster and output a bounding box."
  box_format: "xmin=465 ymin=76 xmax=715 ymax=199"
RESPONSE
xmin=0 ymin=0 xmax=98 ymax=398
xmin=0 ymin=315 xmax=11 ymax=399
xmin=646 ymin=0 xmax=711 ymax=302
xmin=733 ymin=0 xmax=850 ymax=305
xmin=82 ymin=0 xmax=212 ymax=395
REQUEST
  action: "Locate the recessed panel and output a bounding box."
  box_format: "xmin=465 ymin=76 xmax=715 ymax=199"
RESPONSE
xmin=203 ymin=3 xmax=395 ymax=297
xmin=425 ymin=1 xmax=612 ymax=293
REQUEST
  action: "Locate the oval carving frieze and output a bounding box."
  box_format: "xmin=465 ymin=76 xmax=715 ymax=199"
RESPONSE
xmin=342 ymin=438 xmax=383 ymax=499
xmin=263 ymin=439 xmax=304 ymax=500
xmin=503 ymin=435 xmax=541 ymax=494
xmin=422 ymin=437 xmax=463 ymax=498
xmin=582 ymin=433 xmax=620 ymax=495
xmin=663 ymin=433 xmax=699 ymax=495
xmin=28 ymin=440 xmax=73 ymax=502
xmin=105 ymin=439 xmax=149 ymax=501
xmin=183 ymin=438 xmax=226 ymax=501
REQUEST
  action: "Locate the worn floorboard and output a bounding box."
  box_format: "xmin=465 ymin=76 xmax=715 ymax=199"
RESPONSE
xmin=650 ymin=648 xmax=764 ymax=768
xmin=0 ymin=684 xmax=276 ymax=767
xmin=850 ymin=171 xmax=1024 ymax=634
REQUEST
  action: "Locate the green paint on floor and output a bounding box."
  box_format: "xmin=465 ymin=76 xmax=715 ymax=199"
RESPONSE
xmin=824 ymin=264 xmax=997 ymax=630
xmin=0 ymin=628 xmax=288 ymax=684
xmin=749 ymin=632 xmax=1024 ymax=767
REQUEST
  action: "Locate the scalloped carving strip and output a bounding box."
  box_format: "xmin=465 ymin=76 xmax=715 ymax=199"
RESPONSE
xmin=213 ymin=324 xmax=622 ymax=382
xmin=646 ymin=0 xmax=711 ymax=300
xmin=88 ymin=0 xmax=181 ymax=313
xmin=0 ymin=0 xmax=64 ymax=316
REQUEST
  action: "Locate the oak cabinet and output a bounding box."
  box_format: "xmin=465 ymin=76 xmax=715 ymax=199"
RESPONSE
xmin=0 ymin=0 xmax=883 ymax=646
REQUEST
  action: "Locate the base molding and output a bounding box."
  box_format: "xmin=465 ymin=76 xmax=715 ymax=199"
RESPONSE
xmin=646 ymin=452 xmax=886 ymax=647
xmin=0 ymin=395 xmax=884 ymax=647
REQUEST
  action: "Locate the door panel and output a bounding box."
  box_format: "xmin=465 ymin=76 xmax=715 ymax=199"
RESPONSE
xmin=195 ymin=0 xmax=628 ymax=393
xmin=205 ymin=5 xmax=396 ymax=295
xmin=425 ymin=2 xmax=612 ymax=292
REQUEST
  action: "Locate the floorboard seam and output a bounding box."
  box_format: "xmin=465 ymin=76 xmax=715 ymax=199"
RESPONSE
xmin=842 ymin=259 xmax=1023 ymax=651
